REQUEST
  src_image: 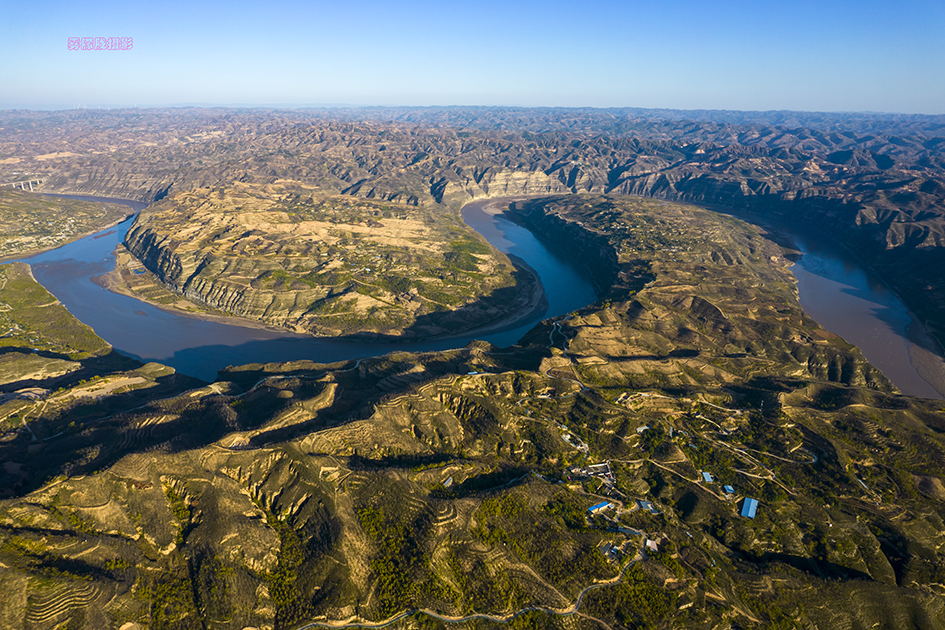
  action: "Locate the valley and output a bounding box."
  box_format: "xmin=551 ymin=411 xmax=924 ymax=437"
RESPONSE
xmin=0 ymin=108 xmax=943 ymax=630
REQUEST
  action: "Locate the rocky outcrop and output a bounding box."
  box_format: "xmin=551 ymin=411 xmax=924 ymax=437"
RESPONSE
xmin=503 ymin=199 xmax=618 ymax=297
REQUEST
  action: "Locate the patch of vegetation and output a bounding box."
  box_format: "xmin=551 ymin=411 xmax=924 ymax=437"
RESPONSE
xmin=0 ymin=188 xmax=132 ymax=258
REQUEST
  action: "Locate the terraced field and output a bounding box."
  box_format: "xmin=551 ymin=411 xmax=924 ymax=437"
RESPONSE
xmin=0 ymin=195 xmax=943 ymax=629
xmin=117 ymin=183 xmax=530 ymax=338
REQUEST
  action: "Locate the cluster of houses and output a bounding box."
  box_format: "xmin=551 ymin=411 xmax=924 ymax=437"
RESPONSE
xmin=568 ymin=462 xmax=615 ymax=484
xmin=587 ymin=500 xmax=661 ymax=563
xmin=567 ymin=461 xmax=624 ymax=501
xmin=583 ymin=468 xmax=761 ymax=564
xmin=699 ymin=469 xmax=759 ymax=519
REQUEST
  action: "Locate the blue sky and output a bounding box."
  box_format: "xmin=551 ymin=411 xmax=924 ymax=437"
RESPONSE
xmin=2 ymin=0 xmax=944 ymax=113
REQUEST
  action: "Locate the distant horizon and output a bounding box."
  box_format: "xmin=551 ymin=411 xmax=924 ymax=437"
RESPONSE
xmin=2 ymin=0 xmax=943 ymax=115
xmin=2 ymin=103 xmax=943 ymax=118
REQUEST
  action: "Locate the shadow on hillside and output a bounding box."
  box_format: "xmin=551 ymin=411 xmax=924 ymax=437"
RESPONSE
xmin=0 ymin=247 xmax=590 ymax=499
xmin=0 ymin=334 xmax=554 ymax=499
xmin=745 ymin=550 xmax=874 ymax=583
xmin=0 ymin=347 xmax=204 ymax=498
xmin=326 ymin=255 xmax=550 ymax=345
xmin=0 ymin=347 xmax=142 ymax=393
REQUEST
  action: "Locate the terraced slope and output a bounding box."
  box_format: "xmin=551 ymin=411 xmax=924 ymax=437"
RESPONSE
xmin=121 ymin=183 xmax=527 ymax=338
xmin=2 ymin=107 xmax=944 ymax=343
xmin=1 ymin=197 xmax=943 ymax=630
xmin=0 ymin=262 xmax=201 ymax=497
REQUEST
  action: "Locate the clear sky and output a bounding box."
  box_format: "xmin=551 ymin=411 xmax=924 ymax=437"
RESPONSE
xmin=2 ymin=0 xmax=944 ymax=114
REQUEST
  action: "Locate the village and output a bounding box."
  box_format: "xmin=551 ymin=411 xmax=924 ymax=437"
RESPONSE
xmin=522 ymin=384 xmax=778 ymax=583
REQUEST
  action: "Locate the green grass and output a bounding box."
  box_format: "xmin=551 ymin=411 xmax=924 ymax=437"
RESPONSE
xmin=0 ymin=263 xmax=110 ymax=358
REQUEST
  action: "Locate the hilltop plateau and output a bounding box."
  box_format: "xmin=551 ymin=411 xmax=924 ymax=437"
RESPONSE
xmin=112 ymin=182 xmax=530 ymax=338
xmin=0 ymin=196 xmax=943 ymax=629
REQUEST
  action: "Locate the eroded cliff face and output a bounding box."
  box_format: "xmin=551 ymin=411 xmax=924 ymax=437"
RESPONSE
xmin=504 ymin=194 xmax=894 ymax=392
xmin=121 ymin=183 xmax=533 ymax=338
xmin=503 ymin=199 xmax=618 ymax=297
xmin=7 ymin=192 xmax=945 ymax=630
xmin=7 ymin=109 xmax=945 ymax=344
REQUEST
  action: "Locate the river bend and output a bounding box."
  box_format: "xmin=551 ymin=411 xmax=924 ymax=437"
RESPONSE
xmin=17 ymin=194 xmax=945 ymax=400
xmin=20 ymin=197 xmax=596 ymax=381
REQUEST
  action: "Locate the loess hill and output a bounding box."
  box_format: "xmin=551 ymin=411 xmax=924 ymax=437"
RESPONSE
xmin=117 ymin=182 xmax=527 ymax=338
xmin=0 ymin=196 xmax=944 ymax=630
xmin=1 ymin=107 xmax=944 ymax=345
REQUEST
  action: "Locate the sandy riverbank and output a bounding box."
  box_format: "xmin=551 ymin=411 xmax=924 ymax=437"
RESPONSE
xmin=92 ymin=262 xmax=307 ymax=335
xmin=96 ymin=254 xmax=549 ymax=344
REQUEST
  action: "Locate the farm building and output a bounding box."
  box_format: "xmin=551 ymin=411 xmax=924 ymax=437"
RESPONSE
xmin=741 ymin=497 xmax=759 ymax=519
xmin=588 ymin=501 xmax=614 ymax=515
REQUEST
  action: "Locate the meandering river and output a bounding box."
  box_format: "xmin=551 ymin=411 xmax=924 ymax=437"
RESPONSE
xmin=17 ymin=194 xmax=945 ymax=399
xmin=20 ymin=197 xmax=596 ymax=381
xmin=712 ymin=207 xmax=945 ymax=400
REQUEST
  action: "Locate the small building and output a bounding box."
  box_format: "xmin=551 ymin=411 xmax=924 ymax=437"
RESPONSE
xmin=723 ymin=485 xmax=735 ymax=495
xmin=636 ymin=425 xmax=650 ymax=433
xmin=637 ymin=499 xmax=660 ymax=514
xmin=588 ymin=501 xmax=614 ymax=515
xmin=599 ymin=541 xmax=618 ymax=561
xmin=741 ymin=497 xmax=759 ymax=519
xmin=613 ymin=526 xmax=641 ymax=535
xmin=443 ymin=477 xmax=453 ymax=488
xmin=701 ymin=471 xmax=714 ymax=483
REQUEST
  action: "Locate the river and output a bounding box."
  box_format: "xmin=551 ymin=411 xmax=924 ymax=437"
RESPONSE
xmin=20 ymin=197 xmax=597 ymax=382
xmin=708 ymin=206 xmax=945 ymax=400
xmin=787 ymin=228 xmax=945 ymax=400
xmin=17 ymin=195 xmax=945 ymax=400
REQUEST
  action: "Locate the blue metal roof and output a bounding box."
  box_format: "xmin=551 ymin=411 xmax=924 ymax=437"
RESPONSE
xmin=588 ymin=501 xmax=610 ymax=513
xmin=702 ymin=472 xmax=713 ymax=483
xmin=724 ymin=485 xmax=735 ymax=494
xmin=741 ymin=497 xmax=758 ymax=519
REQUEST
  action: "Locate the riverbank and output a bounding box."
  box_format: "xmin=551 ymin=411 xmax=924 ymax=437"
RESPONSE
xmin=702 ymin=202 xmax=945 ymax=400
xmin=94 ymin=201 xmax=551 ymax=346
xmin=96 ymin=246 xmax=549 ymax=344
xmin=92 ymin=255 xmax=295 ymax=334
xmin=0 ymin=210 xmax=138 ymax=264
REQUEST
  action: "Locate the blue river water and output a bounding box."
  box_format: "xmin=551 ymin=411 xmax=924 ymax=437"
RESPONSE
xmin=18 ymin=194 xmax=945 ymax=399
xmin=21 ymin=197 xmax=597 ymax=382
